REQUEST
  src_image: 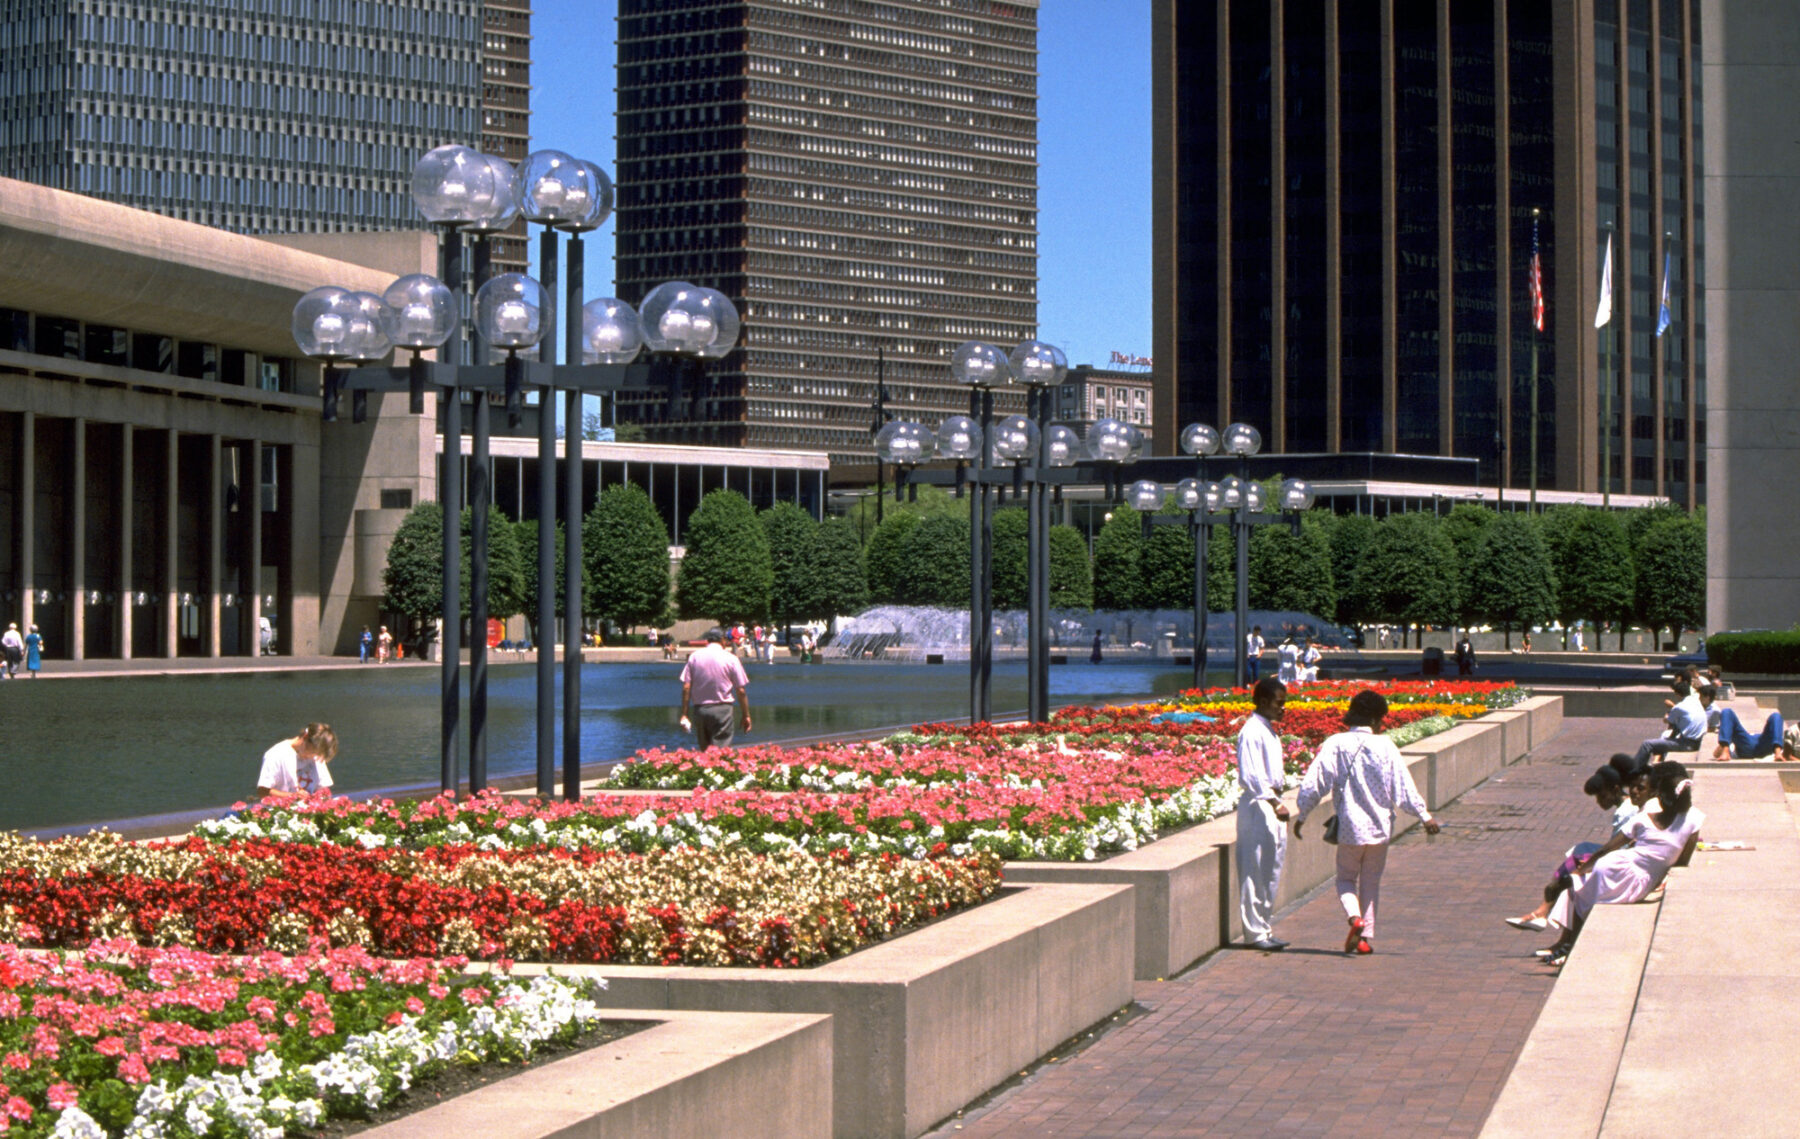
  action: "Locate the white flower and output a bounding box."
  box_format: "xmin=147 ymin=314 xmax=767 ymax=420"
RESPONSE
xmin=50 ymin=1106 xmax=107 ymax=1139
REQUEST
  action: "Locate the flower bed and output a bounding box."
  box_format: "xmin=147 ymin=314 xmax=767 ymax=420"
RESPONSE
xmin=0 ymin=833 xmax=1001 ymax=968
xmin=0 ymin=939 xmax=610 ymax=1139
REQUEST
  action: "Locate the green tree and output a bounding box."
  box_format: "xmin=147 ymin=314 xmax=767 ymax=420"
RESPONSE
xmin=1466 ymin=513 xmax=1559 ymax=645
xmin=989 ymin=507 xmax=1030 ymax=610
xmin=1323 ymin=512 xmax=1378 ymax=625
xmin=761 ymin=501 xmax=823 ymax=631
xmin=1542 ymin=505 xmax=1635 ymax=646
xmin=895 ymin=513 xmax=971 ymax=606
xmin=677 ymin=489 xmax=773 ymax=624
xmin=512 ymin=517 xmax=566 ymax=642
xmin=460 ymin=508 xmax=528 ymax=622
xmin=1351 ymin=513 xmax=1460 ymax=643
xmin=846 ymin=483 xmax=969 ymax=540
xmin=812 ymin=516 xmax=871 ymax=619
xmin=584 ymin=483 xmax=671 ymax=632
xmin=1139 ymin=506 xmax=1195 ymax=609
xmin=1249 ymin=513 xmax=1337 ymax=617
xmin=863 ymin=512 xmax=919 ymax=604
xmin=1439 ymin=503 xmax=1497 ymax=623
xmin=1635 ymin=514 xmax=1706 ymax=645
xmin=382 ymin=501 xmax=445 ymax=647
xmin=1092 ymin=507 xmax=1143 ymax=610
xmin=1048 ymin=524 xmax=1093 ymax=609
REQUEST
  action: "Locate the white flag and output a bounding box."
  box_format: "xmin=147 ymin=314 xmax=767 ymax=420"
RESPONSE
xmin=1594 ymin=234 xmax=1613 ymax=329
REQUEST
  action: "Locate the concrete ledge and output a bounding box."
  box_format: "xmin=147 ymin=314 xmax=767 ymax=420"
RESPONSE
xmin=1514 ymin=694 xmax=1564 ymax=752
xmin=1402 ymin=719 xmax=1507 ymax=809
xmin=361 ymin=1009 xmax=833 ymax=1139
xmin=507 ymin=883 xmax=1133 ymax=1139
xmin=1479 ymin=904 xmax=1659 ymax=1139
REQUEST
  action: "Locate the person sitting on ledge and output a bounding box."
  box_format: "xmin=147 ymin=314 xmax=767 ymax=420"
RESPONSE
xmin=1632 ymin=680 xmax=1712 ymax=766
xmin=1537 ymin=761 xmax=1703 ymax=967
xmin=1710 ymin=705 xmax=1794 ymax=761
xmin=1505 ymin=758 xmax=1648 ymax=931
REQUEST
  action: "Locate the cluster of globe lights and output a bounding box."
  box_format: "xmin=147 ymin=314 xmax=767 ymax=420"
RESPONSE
xmin=292 ymin=144 xmax=739 ymax=377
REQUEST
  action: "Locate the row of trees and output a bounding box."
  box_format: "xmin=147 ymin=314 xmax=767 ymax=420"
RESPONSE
xmin=381 ymin=487 xmax=872 ymax=639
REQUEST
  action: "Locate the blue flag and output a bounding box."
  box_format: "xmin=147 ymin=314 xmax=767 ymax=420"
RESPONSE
xmin=1656 ymin=251 xmax=1672 ymax=337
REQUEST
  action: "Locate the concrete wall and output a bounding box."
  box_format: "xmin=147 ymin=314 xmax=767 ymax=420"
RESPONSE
xmin=1703 ymin=1 xmax=1800 ymax=632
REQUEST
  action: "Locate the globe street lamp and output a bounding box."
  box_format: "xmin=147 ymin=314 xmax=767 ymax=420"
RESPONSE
xmin=1180 ymin=421 xmax=1224 ymax=689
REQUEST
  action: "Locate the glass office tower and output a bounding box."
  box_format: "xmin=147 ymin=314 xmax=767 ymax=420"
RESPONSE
xmin=0 ymin=1 xmax=530 ymax=270
xmin=613 ymin=0 xmax=1040 ymax=461
xmin=1152 ymin=0 xmax=1705 ymax=506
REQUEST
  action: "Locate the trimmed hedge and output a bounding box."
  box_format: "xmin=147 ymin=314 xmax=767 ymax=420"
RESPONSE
xmin=1707 ymin=631 xmax=1800 ymax=674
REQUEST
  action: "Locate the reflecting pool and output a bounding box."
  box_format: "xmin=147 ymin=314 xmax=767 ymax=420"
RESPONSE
xmin=3 ymin=658 xmax=1197 ymax=831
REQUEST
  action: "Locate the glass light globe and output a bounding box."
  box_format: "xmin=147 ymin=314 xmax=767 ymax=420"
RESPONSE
xmin=1044 ymin=424 xmax=1080 ymax=467
xmin=580 ymin=298 xmax=643 ymax=364
xmin=950 ymin=341 xmax=1008 ymax=387
xmin=1203 ymin=481 xmax=1223 ymax=513
xmin=935 ymin=415 xmax=982 ymax=461
xmin=342 ymin=291 xmax=393 ymax=362
xmin=463 ymin=153 xmax=520 ymax=233
xmin=564 ymin=159 xmax=616 ymax=233
xmin=1174 ymin=478 xmax=1204 ymax=511
xmin=691 ymin=287 xmax=741 ymax=359
xmin=516 ymin=149 xmax=595 ymax=226
xmin=411 ymin=144 xmax=496 ymax=224
xmin=1085 ymin=416 xmax=1132 ymax=462
xmin=1281 ymin=478 xmax=1315 ymax=511
xmin=1218 ymin=475 xmax=1245 ymax=510
xmin=1245 ymin=483 xmax=1267 ymax=512
xmin=1180 ymin=422 xmax=1221 ymax=456
xmin=474 ymin=273 xmax=547 ymax=350
xmin=1008 ymin=340 xmax=1067 ymax=387
xmin=638 ymin=281 xmax=697 ymax=353
xmin=381 ymin=274 xmax=455 ymax=349
xmin=1223 ymin=421 xmax=1263 ymax=456
xmin=1124 ymin=424 xmax=1147 ymax=461
xmin=991 ymin=414 xmax=1040 ymax=463
xmin=292 ymin=286 xmax=358 ymax=358
xmin=875 ymin=420 xmax=935 ymax=465
xmin=1126 ymin=480 xmax=1167 ymax=513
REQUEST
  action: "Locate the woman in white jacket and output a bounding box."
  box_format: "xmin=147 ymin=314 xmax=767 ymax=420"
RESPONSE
xmin=1294 ymin=689 xmax=1441 ymax=954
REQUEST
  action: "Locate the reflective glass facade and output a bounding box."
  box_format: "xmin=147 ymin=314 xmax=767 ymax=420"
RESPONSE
xmin=0 ymin=1 xmax=528 ymax=269
xmin=1152 ymin=0 xmax=1704 ymax=506
xmin=613 ymin=0 xmax=1040 ymax=463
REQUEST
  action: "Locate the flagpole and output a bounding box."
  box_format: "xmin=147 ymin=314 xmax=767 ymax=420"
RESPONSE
xmin=1600 ymin=222 xmax=1614 ymax=508
xmin=1530 ymin=207 xmax=1541 ymax=510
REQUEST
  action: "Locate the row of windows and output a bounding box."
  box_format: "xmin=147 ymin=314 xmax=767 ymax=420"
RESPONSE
xmin=746 ymin=150 xmax=1036 ymax=204
xmin=745 ymin=54 xmax=1032 ymax=113
xmin=745 ymin=78 xmax=1034 ymax=138
xmin=744 ymin=285 xmax=1035 ymax=322
xmin=746 ymin=176 xmax=1033 ymax=228
xmin=757 ymin=0 xmax=1037 ymax=48
xmin=749 ymin=3 xmax=1035 ymax=68
xmin=745 ymin=199 xmax=1035 ymax=249
xmin=747 ymin=127 xmax=1032 ymax=184
xmin=747 ymin=30 xmax=1035 ymax=93
xmin=747 ymin=103 xmax=1035 ymax=161
xmin=1 ymin=305 xmax=297 ymax=394
xmin=744 ymin=257 xmax=1033 ymax=298
xmin=744 ymin=225 xmax=1035 ymax=274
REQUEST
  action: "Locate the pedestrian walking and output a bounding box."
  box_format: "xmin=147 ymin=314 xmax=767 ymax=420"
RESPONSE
xmin=1090 ymin=629 xmax=1104 ymax=664
xmin=1455 ymin=632 xmax=1476 ymax=676
xmin=377 ymin=625 xmax=394 ymax=664
xmin=1245 ymin=625 xmax=1265 ymax=683
xmin=1237 ymin=677 xmax=1291 ymax=950
xmin=1572 ymin=624 xmax=1585 ymax=652
xmin=0 ymin=623 xmax=22 ymax=679
xmin=679 ymin=628 xmax=752 ymax=749
xmin=359 ymin=625 xmax=373 ymax=664
xmin=1300 ymin=637 xmax=1323 ymax=683
xmin=23 ymin=625 xmax=42 ymax=679
xmin=1276 ymin=635 xmax=1300 ymax=686
xmin=259 ymin=615 xmax=274 ymax=656
xmin=1293 ymin=689 xmax=1441 ymax=954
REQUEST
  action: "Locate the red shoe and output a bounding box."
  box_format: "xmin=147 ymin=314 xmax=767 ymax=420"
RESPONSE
xmin=1355 ymin=939 xmax=1373 ymax=955
xmin=1344 ymin=916 xmax=1365 ymax=954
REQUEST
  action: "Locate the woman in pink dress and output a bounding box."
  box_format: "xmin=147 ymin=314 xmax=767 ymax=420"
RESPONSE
xmin=1541 ymin=762 xmax=1703 ymax=964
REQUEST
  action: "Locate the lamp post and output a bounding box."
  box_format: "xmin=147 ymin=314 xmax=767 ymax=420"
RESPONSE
xmin=293 ymin=143 xmax=733 ymax=800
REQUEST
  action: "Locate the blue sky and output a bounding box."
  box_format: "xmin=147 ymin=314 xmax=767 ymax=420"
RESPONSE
xmin=529 ymin=1 xmax=1152 ymax=370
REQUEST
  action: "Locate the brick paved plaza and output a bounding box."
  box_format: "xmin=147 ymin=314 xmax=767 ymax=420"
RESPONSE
xmin=926 ymin=717 xmax=1643 ymax=1138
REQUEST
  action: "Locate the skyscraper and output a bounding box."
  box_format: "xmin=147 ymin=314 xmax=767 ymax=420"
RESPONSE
xmin=0 ymin=0 xmax=530 ymax=270
xmin=613 ymin=0 xmax=1040 ymax=462
xmin=1153 ymin=0 xmax=1705 ymax=507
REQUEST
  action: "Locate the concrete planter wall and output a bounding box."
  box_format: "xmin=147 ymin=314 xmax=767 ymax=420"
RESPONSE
xmin=360 ymin=1009 xmax=833 ymax=1139
xmin=509 ymin=882 xmax=1134 ymax=1139
xmin=1010 ymin=698 xmax=1560 ymax=980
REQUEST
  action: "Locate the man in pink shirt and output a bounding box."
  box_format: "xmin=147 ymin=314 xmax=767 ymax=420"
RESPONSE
xmin=679 ymin=628 xmax=752 ymax=748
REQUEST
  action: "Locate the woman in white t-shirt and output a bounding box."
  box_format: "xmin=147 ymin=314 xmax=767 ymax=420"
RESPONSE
xmin=1541 ymin=761 xmax=1702 ymax=964
xmin=255 ymin=722 xmax=339 ymax=805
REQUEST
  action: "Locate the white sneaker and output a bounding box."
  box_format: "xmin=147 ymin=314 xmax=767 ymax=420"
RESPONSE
xmin=1505 ymin=916 xmax=1549 ymax=932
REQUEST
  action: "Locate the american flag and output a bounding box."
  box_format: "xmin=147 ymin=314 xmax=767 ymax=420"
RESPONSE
xmin=1528 ymin=216 xmax=1545 ymax=333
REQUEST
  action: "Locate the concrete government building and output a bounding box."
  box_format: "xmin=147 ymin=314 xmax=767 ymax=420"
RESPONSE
xmin=611 ymin=0 xmax=1041 ymax=464
xmin=1153 ymin=0 xmax=1707 ymax=508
